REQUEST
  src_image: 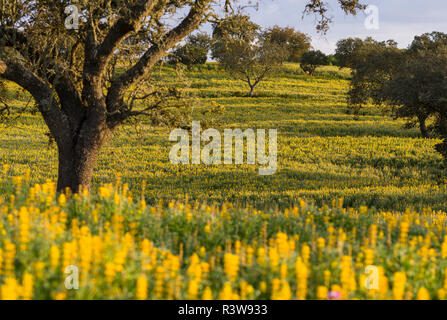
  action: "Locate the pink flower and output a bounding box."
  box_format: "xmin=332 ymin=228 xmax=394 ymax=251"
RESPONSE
xmin=327 ymin=291 xmax=341 ymax=300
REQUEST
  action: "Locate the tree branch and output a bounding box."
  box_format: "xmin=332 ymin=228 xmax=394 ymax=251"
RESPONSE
xmin=93 ymin=0 xmax=157 ymax=75
xmin=0 ymin=26 xmax=84 ymax=129
xmin=0 ymin=50 xmax=71 ymax=147
xmin=106 ymin=0 xmax=212 ymax=117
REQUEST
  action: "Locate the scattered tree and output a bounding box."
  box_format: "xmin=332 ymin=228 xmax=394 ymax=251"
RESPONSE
xmin=212 ymin=15 xmax=288 ymax=97
xmin=262 ymin=26 xmax=311 ymax=62
xmin=170 ymin=32 xmax=212 ymax=67
xmin=380 ymin=33 xmax=447 ymax=152
xmin=300 ymin=50 xmax=329 ymax=75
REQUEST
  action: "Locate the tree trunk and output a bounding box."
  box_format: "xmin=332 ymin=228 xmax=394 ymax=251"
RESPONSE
xmin=417 ymin=114 xmax=430 ymax=139
xmin=57 ymin=144 xmax=101 ymax=193
xmin=56 ymin=118 xmax=113 ymax=193
xmin=249 ymin=86 xmax=255 ymax=98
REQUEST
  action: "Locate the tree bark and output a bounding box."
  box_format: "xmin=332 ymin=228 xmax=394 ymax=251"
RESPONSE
xmin=417 ymin=114 xmax=430 ymax=139
xmin=56 ymin=116 xmax=113 ymax=193
xmin=57 ymin=143 xmax=100 ymax=193
xmin=57 ymin=147 xmax=98 ymax=193
xmin=249 ymin=86 xmax=255 ymax=97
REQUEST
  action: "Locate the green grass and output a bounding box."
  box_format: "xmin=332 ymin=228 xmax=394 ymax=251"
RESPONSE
xmin=1 ymin=63 xmax=446 ymax=210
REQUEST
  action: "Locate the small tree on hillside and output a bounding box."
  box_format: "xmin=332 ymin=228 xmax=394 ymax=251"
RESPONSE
xmin=300 ymin=50 xmax=329 ymax=75
xmin=262 ymin=26 xmax=311 ymax=62
xmin=212 ymin=15 xmax=288 ymax=97
xmin=170 ymin=33 xmax=212 ymax=67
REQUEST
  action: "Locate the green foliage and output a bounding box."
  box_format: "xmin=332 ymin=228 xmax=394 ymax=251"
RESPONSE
xmin=212 ymin=15 xmax=288 ymax=97
xmin=170 ymin=33 xmax=212 ymax=67
xmin=300 ymin=50 xmax=329 ymax=75
xmin=262 ymin=26 xmax=311 ymax=62
xmin=347 ymin=38 xmax=402 ymax=111
xmin=347 ymin=32 xmax=447 ymax=159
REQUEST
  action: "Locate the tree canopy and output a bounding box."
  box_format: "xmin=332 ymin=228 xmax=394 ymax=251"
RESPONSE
xmin=300 ymin=50 xmax=329 ymax=75
xmin=346 ymin=32 xmax=447 ymax=159
xmin=212 ymin=14 xmax=288 ymax=97
xmin=170 ymin=32 xmax=212 ymax=67
xmin=262 ymin=26 xmax=311 ymax=62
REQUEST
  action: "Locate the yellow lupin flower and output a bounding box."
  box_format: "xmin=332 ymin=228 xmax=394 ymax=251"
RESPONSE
xmin=416 ymin=287 xmax=430 ymax=300
xmin=21 ymin=273 xmax=33 ymax=300
xmin=136 ymin=275 xmax=148 ymax=300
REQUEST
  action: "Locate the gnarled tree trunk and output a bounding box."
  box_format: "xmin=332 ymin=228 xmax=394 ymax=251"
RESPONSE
xmin=417 ymin=114 xmax=430 ymax=139
xmin=56 ymin=134 xmax=110 ymax=193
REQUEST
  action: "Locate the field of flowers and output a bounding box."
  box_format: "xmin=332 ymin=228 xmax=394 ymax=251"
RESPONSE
xmin=1 ymin=63 xmax=447 ymax=300
xmin=0 ymin=173 xmax=445 ymax=300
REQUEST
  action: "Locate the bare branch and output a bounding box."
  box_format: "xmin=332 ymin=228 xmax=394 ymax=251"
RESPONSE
xmin=0 ymin=49 xmax=71 ymax=146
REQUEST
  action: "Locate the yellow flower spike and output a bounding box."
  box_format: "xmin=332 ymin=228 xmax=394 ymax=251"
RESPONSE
xmin=1 ymin=277 xmax=19 ymax=300
xmin=58 ymin=194 xmax=67 ymax=207
xmin=202 ymin=286 xmax=213 ymax=300
xmin=268 ymin=247 xmax=279 ymax=269
xmin=187 ymin=279 xmax=199 ymax=300
xmin=21 ymin=273 xmax=33 ymax=300
xmin=392 ymin=272 xmax=407 ymax=300
xmin=3 ymin=240 xmax=16 ymax=277
xmin=438 ymin=289 xmax=446 ymax=300
xmin=218 ymin=282 xmax=233 ymax=300
xmin=99 ymin=186 xmax=112 ymax=199
xmin=416 ymin=287 xmax=430 ymax=300
xmin=50 ymin=245 xmax=60 ymax=270
xmin=317 ymin=286 xmax=328 ymax=300
xmin=224 ymin=253 xmax=239 ymax=282
xmin=136 ymin=275 xmax=148 ymax=300
xmin=295 ymin=257 xmax=308 ymax=300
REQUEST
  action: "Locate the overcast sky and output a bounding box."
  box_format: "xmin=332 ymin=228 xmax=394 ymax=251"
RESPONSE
xmin=229 ymin=0 xmax=447 ymax=54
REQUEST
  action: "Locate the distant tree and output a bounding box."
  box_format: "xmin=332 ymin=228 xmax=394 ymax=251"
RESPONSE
xmin=334 ymin=37 xmax=364 ymax=68
xmin=346 ymin=36 xmax=447 ymax=140
xmin=212 ymin=15 xmax=288 ymax=97
xmin=335 ymin=37 xmax=399 ymax=69
xmin=327 ymin=54 xmax=339 ymax=66
xmin=262 ymin=26 xmax=311 ymax=62
xmin=211 ymin=14 xmax=259 ymax=57
xmin=170 ymin=33 xmax=212 ymax=67
xmin=347 ymin=39 xmax=401 ymax=110
xmin=300 ymin=50 xmax=329 ymax=75
xmin=379 ymin=33 xmax=447 ymax=154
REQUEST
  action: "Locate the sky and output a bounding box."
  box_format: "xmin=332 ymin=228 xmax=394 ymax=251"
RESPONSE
xmin=222 ymin=0 xmax=447 ymax=54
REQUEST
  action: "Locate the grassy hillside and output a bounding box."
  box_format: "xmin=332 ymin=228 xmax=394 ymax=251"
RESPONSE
xmin=1 ymin=63 xmax=446 ymax=210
